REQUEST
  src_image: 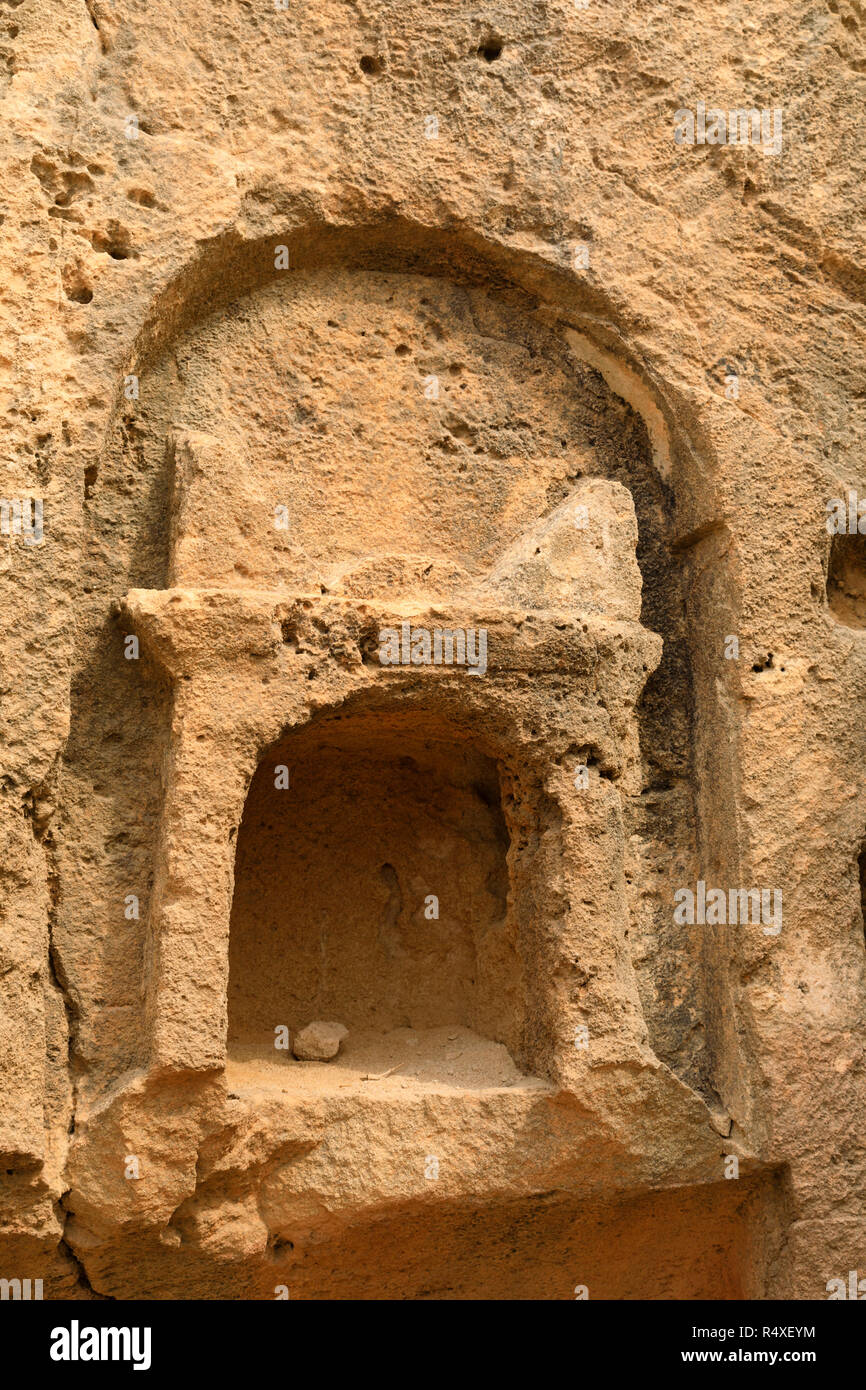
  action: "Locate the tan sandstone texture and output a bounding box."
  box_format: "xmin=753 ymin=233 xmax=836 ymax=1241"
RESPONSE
xmin=0 ymin=0 xmax=864 ymax=1301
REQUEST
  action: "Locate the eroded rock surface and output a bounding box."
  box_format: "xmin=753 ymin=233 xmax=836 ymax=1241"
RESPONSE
xmin=0 ymin=0 xmax=864 ymax=1301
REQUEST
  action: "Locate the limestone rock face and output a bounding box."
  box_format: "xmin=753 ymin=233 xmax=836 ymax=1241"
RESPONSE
xmin=0 ymin=0 xmax=864 ymax=1304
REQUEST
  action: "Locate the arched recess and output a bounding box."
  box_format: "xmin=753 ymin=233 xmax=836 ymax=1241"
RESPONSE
xmin=66 ymin=217 xmax=741 ymax=1108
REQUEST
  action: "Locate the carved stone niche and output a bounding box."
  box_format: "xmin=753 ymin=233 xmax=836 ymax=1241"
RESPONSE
xmin=125 ymin=437 xmax=659 ymax=1091
xmin=119 ymin=416 xmax=748 ymax=1214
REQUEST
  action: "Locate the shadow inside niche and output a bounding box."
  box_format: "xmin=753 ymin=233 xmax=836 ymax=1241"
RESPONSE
xmin=827 ymin=532 xmax=866 ymax=627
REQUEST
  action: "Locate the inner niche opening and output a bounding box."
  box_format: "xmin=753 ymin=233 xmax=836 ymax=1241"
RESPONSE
xmin=827 ymin=533 xmax=866 ymax=627
xmin=227 ymin=712 xmax=525 ymax=1079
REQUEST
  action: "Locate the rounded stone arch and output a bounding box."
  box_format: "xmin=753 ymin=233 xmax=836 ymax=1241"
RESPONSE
xmin=126 ymin=216 xmax=706 ymax=491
